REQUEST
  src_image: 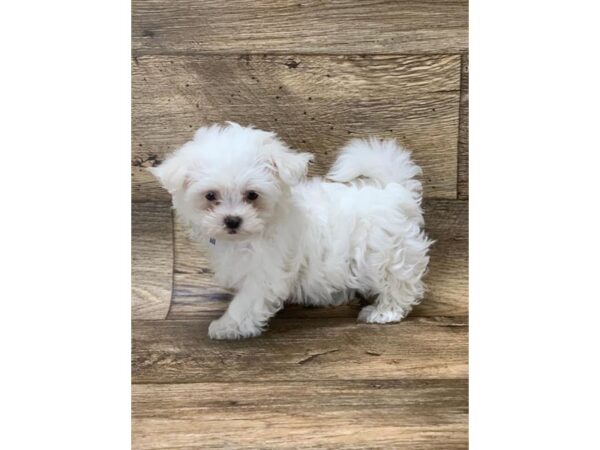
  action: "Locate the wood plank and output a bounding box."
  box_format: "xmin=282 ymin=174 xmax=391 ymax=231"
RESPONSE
xmin=132 ymin=316 xmax=468 ymax=383
xmin=132 ymin=54 xmax=460 ymax=201
xmin=132 ymin=202 xmax=173 ymax=319
xmin=168 ymin=200 xmax=468 ymax=320
xmin=419 ymin=199 xmax=468 ymax=316
xmin=458 ymin=54 xmax=469 ymax=199
xmin=132 ymin=0 xmax=467 ymax=55
xmin=132 ymin=379 xmax=467 ymax=449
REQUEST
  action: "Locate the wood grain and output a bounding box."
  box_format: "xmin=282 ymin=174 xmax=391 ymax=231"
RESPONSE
xmin=132 ymin=0 xmax=468 ymax=55
xmin=132 ymin=316 xmax=467 ymax=383
xmin=132 ymin=54 xmax=461 ymax=201
xmin=458 ymin=54 xmax=469 ymax=199
xmin=132 ymin=202 xmax=173 ymax=319
xmin=132 ymin=379 xmax=467 ymax=449
xmin=168 ymin=200 xmax=467 ymax=320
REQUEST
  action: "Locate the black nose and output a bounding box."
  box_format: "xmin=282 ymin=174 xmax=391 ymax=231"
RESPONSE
xmin=224 ymin=216 xmax=242 ymax=230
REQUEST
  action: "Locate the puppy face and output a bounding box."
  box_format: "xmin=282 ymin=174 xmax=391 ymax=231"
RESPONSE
xmin=150 ymin=122 xmax=312 ymax=240
xmin=183 ymin=158 xmax=281 ymax=239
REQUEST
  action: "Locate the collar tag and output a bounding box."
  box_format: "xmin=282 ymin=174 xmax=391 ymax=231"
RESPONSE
xmin=209 ymin=237 xmax=216 ymax=246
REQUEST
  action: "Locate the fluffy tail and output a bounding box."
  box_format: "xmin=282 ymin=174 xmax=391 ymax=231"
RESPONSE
xmin=327 ymin=137 xmax=423 ymax=198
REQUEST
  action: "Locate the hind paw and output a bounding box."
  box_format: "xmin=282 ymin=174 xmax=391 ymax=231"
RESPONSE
xmin=357 ymin=305 xmax=405 ymax=324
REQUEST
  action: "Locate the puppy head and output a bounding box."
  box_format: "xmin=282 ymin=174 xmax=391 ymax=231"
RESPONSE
xmin=149 ymin=122 xmax=313 ymax=240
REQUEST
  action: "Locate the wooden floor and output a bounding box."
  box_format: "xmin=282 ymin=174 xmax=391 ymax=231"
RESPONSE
xmin=132 ymin=1 xmax=468 ymax=448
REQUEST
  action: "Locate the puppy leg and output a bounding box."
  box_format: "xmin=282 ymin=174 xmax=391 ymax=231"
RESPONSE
xmin=358 ymin=239 xmax=430 ymax=324
xmin=357 ymin=283 xmax=420 ymax=324
xmin=208 ymin=282 xmax=284 ymax=340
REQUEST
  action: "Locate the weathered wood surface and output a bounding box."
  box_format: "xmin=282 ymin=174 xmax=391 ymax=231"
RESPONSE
xmin=458 ymin=55 xmax=469 ymax=199
xmin=132 ymin=316 xmax=467 ymax=383
xmin=132 ymin=202 xmax=173 ymax=319
xmin=132 ymin=379 xmax=468 ymax=449
xmin=132 ymin=54 xmax=461 ymax=201
xmin=132 ymin=0 xmax=468 ymax=55
xmin=168 ymin=200 xmax=467 ymax=319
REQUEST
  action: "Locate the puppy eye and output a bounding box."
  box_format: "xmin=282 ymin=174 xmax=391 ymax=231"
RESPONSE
xmin=205 ymin=191 xmax=217 ymax=201
xmin=245 ymin=190 xmax=259 ymax=201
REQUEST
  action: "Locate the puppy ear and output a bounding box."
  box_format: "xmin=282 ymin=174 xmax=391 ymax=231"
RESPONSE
xmin=268 ymin=143 xmax=314 ymax=185
xmin=147 ymin=154 xmax=190 ymax=195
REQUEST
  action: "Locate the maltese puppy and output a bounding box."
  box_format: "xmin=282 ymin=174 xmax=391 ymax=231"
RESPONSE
xmin=150 ymin=122 xmax=432 ymax=339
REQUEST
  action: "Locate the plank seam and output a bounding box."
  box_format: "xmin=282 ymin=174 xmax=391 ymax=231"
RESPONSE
xmin=132 ymin=378 xmax=469 ymax=386
xmin=456 ymin=54 xmax=465 ymax=200
xmin=132 ymin=51 xmax=468 ymax=58
xmin=133 ymin=316 xmax=469 ymax=323
xmin=144 ymin=315 xmax=470 ymax=321
xmin=164 ymin=206 xmax=176 ymax=319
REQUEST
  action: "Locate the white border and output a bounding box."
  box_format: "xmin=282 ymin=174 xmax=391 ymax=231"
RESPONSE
xmin=471 ymin=1 xmax=600 ymax=448
xmin=1 ymin=1 xmax=131 ymax=448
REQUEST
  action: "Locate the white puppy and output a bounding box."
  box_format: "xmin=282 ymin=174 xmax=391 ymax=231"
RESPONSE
xmin=150 ymin=122 xmax=432 ymax=339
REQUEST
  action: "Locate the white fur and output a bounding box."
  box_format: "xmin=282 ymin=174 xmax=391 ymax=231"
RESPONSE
xmin=150 ymin=122 xmax=432 ymax=339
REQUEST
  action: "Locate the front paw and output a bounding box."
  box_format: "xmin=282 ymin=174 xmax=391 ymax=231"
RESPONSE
xmin=208 ymin=314 xmax=262 ymax=340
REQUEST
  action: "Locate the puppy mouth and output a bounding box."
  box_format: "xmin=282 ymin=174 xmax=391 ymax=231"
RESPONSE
xmin=227 ymin=230 xmax=238 ymax=235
